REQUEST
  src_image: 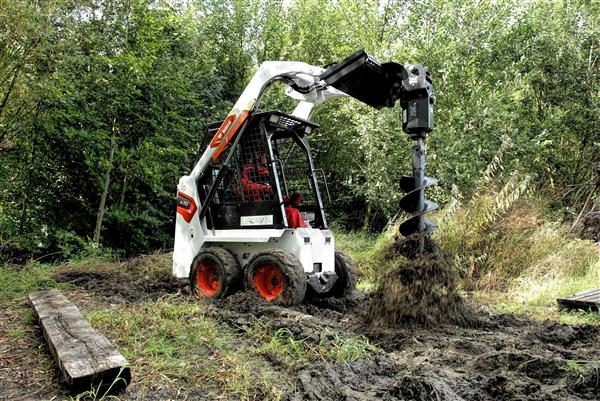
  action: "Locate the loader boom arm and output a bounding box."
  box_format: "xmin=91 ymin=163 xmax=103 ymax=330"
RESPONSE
xmin=189 ymin=61 xmax=347 ymax=182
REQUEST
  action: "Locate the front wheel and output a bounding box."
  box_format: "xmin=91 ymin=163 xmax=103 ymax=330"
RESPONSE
xmin=190 ymin=247 xmax=241 ymax=299
xmin=244 ymin=249 xmax=306 ymax=306
xmin=321 ymin=251 xmax=357 ymax=298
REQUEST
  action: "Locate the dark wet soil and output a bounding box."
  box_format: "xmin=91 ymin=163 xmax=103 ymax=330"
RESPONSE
xmin=367 ymin=253 xmax=475 ymax=328
xmin=578 ymin=211 xmax=600 ymax=242
xmin=368 ymin=234 xmax=476 ymax=328
xmin=212 ymin=290 xmax=600 ymax=401
xmin=3 ymin=260 xmax=599 ymax=401
xmin=54 ymin=269 xmax=189 ymax=303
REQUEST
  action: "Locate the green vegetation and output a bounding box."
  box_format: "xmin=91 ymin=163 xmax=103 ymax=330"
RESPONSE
xmin=0 ymin=1 xmax=598 ymax=397
xmin=86 ymin=299 xmax=289 ymax=399
xmin=0 ymin=261 xmax=66 ymax=304
xmin=0 ymin=255 xmax=379 ymax=400
xmin=340 ymin=181 xmax=599 ymax=324
xmin=1 ymin=0 xmax=598 ymax=259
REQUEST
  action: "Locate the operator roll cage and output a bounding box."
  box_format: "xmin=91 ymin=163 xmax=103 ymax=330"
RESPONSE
xmin=195 ymin=110 xmax=326 ymax=230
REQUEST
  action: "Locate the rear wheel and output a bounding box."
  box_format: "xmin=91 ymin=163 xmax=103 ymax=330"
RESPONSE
xmin=321 ymin=251 xmax=357 ymax=298
xmin=244 ymin=249 xmax=306 ymax=306
xmin=190 ymin=247 xmax=241 ymax=299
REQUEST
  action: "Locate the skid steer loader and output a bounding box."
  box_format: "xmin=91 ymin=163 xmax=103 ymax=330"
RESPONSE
xmin=173 ymin=50 xmax=436 ymax=305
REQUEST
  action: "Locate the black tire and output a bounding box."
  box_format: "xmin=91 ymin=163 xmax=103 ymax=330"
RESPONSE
xmin=244 ymin=249 xmax=306 ymax=306
xmin=190 ymin=247 xmax=241 ymax=300
xmin=322 ymin=251 xmax=357 ymax=298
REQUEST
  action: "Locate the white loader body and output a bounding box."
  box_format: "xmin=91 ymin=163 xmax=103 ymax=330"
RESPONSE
xmin=173 ymin=60 xmax=345 ymax=281
xmin=173 ymin=226 xmax=335 ymax=279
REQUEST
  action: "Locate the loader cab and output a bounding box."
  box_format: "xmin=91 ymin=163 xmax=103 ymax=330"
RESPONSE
xmin=196 ymin=110 xmax=327 ymax=231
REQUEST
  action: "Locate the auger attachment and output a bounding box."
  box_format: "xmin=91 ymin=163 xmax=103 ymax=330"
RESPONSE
xmin=398 ymin=64 xmax=436 ymax=253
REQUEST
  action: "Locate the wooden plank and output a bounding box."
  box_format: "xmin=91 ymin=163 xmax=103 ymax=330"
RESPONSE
xmin=29 ymin=289 xmax=131 ymax=395
xmin=577 ymin=293 xmax=600 ymax=302
xmin=568 ymin=289 xmax=600 ymax=301
xmin=557 ymin=288 xmax=600 ymax=312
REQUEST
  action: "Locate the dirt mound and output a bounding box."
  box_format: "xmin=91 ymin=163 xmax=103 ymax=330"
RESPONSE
xmin=368 ymin=237 xmax=475 ymax=328
xmin=578 ymin=211 xmax=600 ymax=242
xmin=54 ymin=269 xmax=187 ymax=303
xmin=383 ymin=233 xmax=442 ymax=260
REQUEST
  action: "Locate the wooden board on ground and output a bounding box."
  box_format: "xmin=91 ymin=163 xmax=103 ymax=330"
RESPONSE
xmin=28 ymin=289 xmax=131 ymax=394
xmin=557 ymin=288 xmax=600 ymax=312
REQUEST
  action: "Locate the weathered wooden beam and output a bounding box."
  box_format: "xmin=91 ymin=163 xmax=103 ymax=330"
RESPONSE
xmin=557 ymin=288 xmax=600 ymax=312
xmin=28 ymin=289 xmax=131 ymax=395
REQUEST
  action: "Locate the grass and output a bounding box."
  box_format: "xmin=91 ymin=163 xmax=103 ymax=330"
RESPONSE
xmin=564 ymin=359 xmax=600 ymax=390
xmin=0 ymin=253 xmax=380 ymax=400
xmin=326 ymin=331 xmax=377 ymax=363
xmin=332 ymin=222 xmax=399 ymax=290
xmin=430 ymin=177 xmax=599 ymax=325
xmin=85 ymin=298 xmax=289 ymax=400
xmin=0 ymin=261 xmax=67 ymax=305
xmin=247 ymin=315 xmax=378 ymax=366
xmin=473 ymin=292 xmax=600 ymax=325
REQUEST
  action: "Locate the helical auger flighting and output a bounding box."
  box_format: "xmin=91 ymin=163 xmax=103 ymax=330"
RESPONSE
xmin=399 ymin=139 xmax=438 ymax=252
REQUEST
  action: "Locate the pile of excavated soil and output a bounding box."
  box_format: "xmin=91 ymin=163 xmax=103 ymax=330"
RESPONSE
xmin=368 ymin=235 xmax=475 ymax=328
xmin=578 ymin=211 xmax=600 ymax=242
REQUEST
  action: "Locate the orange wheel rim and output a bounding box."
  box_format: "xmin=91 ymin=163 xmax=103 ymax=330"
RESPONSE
xmin=253 ymin=264 xmax=284 ymax=301
xmin=195 ymin=260 xmax=221 ymax=296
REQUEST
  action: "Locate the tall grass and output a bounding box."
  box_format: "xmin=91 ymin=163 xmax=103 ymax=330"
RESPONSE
xmin=335 ymin=135 xmax=599 ymax=322
xmin=332 ymin=222 xmax=400 ymax=288
xmin=432 ymin=137 xmax=599 ymax=311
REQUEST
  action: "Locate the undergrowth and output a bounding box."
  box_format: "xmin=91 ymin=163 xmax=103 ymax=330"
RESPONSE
xmin=433 ymin=169 xmax=599 ymax=324
xmin=336 ymin=142 xmax=599 ymax=324
xmin=333 ymin=224 xmax=397 ymax=290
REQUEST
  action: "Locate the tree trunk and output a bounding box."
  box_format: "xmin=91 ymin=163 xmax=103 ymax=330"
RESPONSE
xmin=18 ymin=134 xmax=37 ymax=234
xmin=0 ymin=67 xmax=20 ymax=119
xmin=93 ymin=135 xmax=117 ymax=245
xmin=362 ymin=202 xmax=373 ymax=231
xmin=118 ymin=171 xmax=128 ymax=207
xmin=18 ymin=194 xmax=28 ymax=234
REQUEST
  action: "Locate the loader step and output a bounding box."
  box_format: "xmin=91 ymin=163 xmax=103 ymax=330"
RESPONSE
xmin=28 ymin=289 xmax=131 ymax=394
xmin=557 ymin=288 xmax=600 ymax=312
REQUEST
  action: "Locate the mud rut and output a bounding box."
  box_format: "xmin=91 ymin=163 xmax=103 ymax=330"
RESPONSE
xmin=51 ymin=266 xmax=600 ymax=401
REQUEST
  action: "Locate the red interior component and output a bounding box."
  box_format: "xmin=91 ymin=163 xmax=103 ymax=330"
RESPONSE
xmin=195 ymin=260 xmax=221 ymax=296
xmin=252 ymin=264 xmax=284 ymax=301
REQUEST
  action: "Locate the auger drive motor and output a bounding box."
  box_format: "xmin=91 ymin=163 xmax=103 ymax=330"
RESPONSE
xmin=173 ymin=50 xmax=436 ymax=305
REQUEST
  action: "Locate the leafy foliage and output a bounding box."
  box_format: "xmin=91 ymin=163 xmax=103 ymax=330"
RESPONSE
xmin=1 ymin=0 xmax=598 ymax=259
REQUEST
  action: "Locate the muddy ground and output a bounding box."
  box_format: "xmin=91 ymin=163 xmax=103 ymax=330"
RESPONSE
xmin=1 ymin=266 xmax=599 ymax=401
